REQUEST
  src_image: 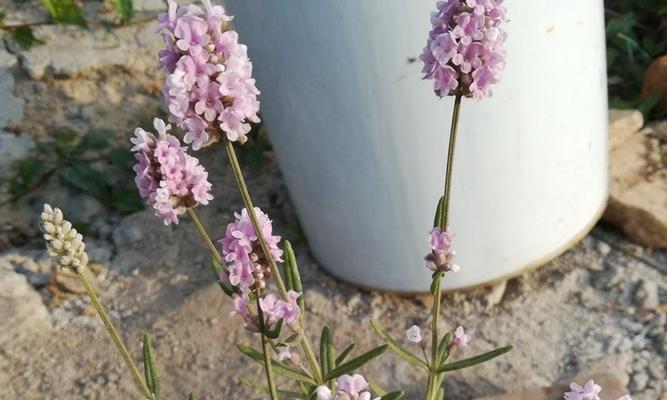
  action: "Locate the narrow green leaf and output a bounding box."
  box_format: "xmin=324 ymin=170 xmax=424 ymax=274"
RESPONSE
xmin=210 ymin=257 xmax=235 ymax=296
xmin=284 ymin=240 xmax=304 ymax=312
xmin=187 ymin=394 xmax=197 ymax=400
xmin=42 ymin=0 xmax=86 ymax=26
xmin=370 ymin=320 xmax=429 ymax=371
xmin=433 ymin=196 xmax=445 ymax=228
xmin=335 ymin=343 xmax=355 ymax=366
xmin=143 ymin=334 xmax=160 ymax=399
xmin=381 ymin=391 xmax=405 ymax=400
xmin=429 ymin=271 xmax=443 ymax=295
xmin=436 ymin=346 xmax=513 ymax=373
xmin=437 ymin=387 xmax=444 ymax=400
xmin=10 ymin=26 xmax=43 ymax=50
xmin=368 ymin=380 xmax=386 ymax=396
xmin=319 ymin=327 xmax=335 ymax=383
xmin=265 ymin=318 xmax=283 ymax=339
xmin=111 ymin=0 xmax=133 ymax=23
xmin=436 ymin=332 xmax=452 ymax=365
xmin=240 ymin=378 xmax=304 ymax=399
xmin=325 ymin=345 xmax=388 ymax=381
xmin=237 ymin=344 xmax=317 ymax=385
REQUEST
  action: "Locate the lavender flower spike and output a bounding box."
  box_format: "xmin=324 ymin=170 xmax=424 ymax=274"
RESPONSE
xmin=40 ymin=204 xmax=89 ymax=270
xmin=564 ymin=379 xmax=632 ymax=400
xmin=158 ymin=0 xmax=260 ymax=150
xmin=420 ymin=0 xmax=507 ymax=99
xmin=131 ymin=118 xmax=213 ymax=225
xmin=425 ymin=227 xmax=460 ymax=273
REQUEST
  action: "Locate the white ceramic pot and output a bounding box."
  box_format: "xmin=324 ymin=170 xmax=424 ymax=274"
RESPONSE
xmin=225 ymin=0 xmax=608 ymax=292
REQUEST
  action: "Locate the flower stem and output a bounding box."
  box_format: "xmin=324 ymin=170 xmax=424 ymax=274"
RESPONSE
xmin=427 ymin=94 xmax=463 ymax=400
xmin=440 ymin=94 xmax=462 ymax=231
xmin=74 ymin=267 xmax=152 ymax=399
xmin=223 ymin=138 xmax=324 ymax=384
xmin=256 ymin=292 xmax=279 ymax=400
xmin=186 ymin=207 xmax=223 ymax=263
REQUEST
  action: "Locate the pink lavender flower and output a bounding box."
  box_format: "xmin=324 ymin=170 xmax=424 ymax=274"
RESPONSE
xmin=406 ymin=325 xmax=423 ymax=344
xmin=219 ymin=207 xmax=283 ymax=291
xmin=316 ymin=374 xmax=379 ymax=400
xmin=564 ymin=380 xmax=631 ymax=400
xmin=158 ymin=0 xmax=260 ymax=150
xmin=231 ymin=291 xmax=301 ymax=331
xmin=449 ymin=325 xmax=471 ymax=350
xmin=131 ymin=118 xmax=213 ymax=225
xmin=259 ymin=290 xmax=301 ymax=327
xmin=277 ymin=346 xmax=292 ymax=362
xmin=420 ymin=0 xmax=507 ymax=99
xmin=425 ymin=227 xmax=459 ymax=272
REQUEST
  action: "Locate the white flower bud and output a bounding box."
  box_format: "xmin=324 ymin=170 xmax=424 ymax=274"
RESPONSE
xmin=40 ymin=204 xmax=89 ymax=270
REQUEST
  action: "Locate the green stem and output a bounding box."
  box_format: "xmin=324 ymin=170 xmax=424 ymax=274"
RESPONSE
xmin=428 ymin=95 xmax=463 ymax=400
xmin=74 ymin=267 xmax=152 ymax=399
xmin=223 ymin=139 xmax=324 ymax=384
xmin=186 ymin=207 xmax=223 ymax=263
xmin=256 ymin=292 xmax=279 ymax=400
xmin=440 ymin=94 xmax=462 ymax=231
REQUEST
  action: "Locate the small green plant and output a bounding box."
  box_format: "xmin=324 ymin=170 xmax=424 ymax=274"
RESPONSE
xmin=4 ymin=130 xmax=143 ymax=214
xmin=0 ymin=0 xmax=134 ymax=50
xmin=605 ymin=0 xmax=667 ymax=119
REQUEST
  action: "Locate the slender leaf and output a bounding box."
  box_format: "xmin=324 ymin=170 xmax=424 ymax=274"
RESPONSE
xmin=42 ymin=0 xmax=86 ymax=26
xmin=319 ymin=327 xmax=335 ymax=383
xmin=265 ymin=318 xmax=283 ymax=339
xmin=370 ymin=320 xmax=429 ymax=371
xmin=143 ymin=334 xmax=160 ymax=399
xmin=111 ymin=0 xmax=133 ymax=23
xmin=284 ymin=240 xmax=304 ymax=313
xmin=381 ymin=391 xmax=405 ymax=400
xmin=187 ymin=394 xmax=197 ymax=400
xmin=436 ymin=346 xmax=513 ymax=373
xmin=335 ymin=343 xmax=355 ymax=366
xmin=436 ymin=332 xmax=452 ymax=365
xmin=240 ymin=378 xmax=304 ymax=399
xmin=211 ymin=257 xmax=235 ymax=297
xmin=433 ymin=196 xmax=445 ymax=228
xmin=368 ymin=380 xmax=386 ymax=396
xmin=237 ymin=344 xmax=317 ymax=385
xmin=325 ymin=345 xmax=388 ymax=381
xmin=10 ymin=26 xmax=43 ymax=50
xmin=429 ymin=271 xmax=443 ymax=295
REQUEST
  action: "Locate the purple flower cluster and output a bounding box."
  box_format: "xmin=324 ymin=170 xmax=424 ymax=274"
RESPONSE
xmin=316 ymin=374 xmax=379 ymax=400
xmin=220 ymin=207 xmax=283 ymax=291
xmin=131 ymin=118 xmax=213 ymax=225
xmin=232 ymin=290 xmax=301 ymax=332
xmin=564 ymin=380 xmax=631 ymax=400
xmin=420 ymin=0 xmax=507 ymax=99
xmin=425 ymin=227 xmax=459 ymax=273
xmin=158 ymin=0 xmax=260 ymax=150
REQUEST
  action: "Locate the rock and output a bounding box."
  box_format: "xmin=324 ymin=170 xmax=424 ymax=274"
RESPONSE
xmin=641 ymin=55 xmax=667 ymax=114
xmin=629 ymin=371 xmax=649 ymax=392
xmin=604 ymin=110 xmax=667 ymax=247
xmin=634 ymin=279 xmax=659 ymax=309
xmin=0 ymin=48 xmax=24 ymax=129
xmin=0 ymin=132 xmax=34 ymax=174
xmin=48 ymin=265 xmax=97 ymax=297
xmin=484 ymin=279 xmax=507 ymax=308
xmin=0 ymin=267 xmax=51 ymax=346
xmin=475 ymin=373 xmax=628 ymax=400
xmin=18 ymin=23 xmax=161 ymax=79
xmin=608 ymin=109 xmax=643 ymax=151
xmin=0 ymin=249 xmax=51 ymax=287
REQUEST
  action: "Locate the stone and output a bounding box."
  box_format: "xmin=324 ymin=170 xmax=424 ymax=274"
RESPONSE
xmin=634 ymin=279 xmax=660 ymax=309
xmin=641 ymin=55 xmax=667 ymax=114
xmin=629 ymin=371 xmax=649 ymax=392
xmin=48 ymin=265 xmax=97 ymax=297
xmin=475 ymin=373 xmax=628 ymax=400
xmin=18 ymin=23 xmax=161 ymax=80
xmin=0 ymin=48 xmax=24 ymax=129
xmin=0 ymin=132 xmax=34 ymax=174
xmin=0 ymin=267 xmax=51 ymax=346
xmin=0 ymin=249 xmax=51 ymax=287
xmin=604 ymin=111 xmax=667 ymax=248
xmin=608 ymin=109 xmax=643 ymax=151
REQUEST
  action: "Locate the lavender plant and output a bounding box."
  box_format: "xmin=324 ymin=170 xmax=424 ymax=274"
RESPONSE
xmin=38 ymin=1 xmax=524 ymax=399
xmin=371 ymin=1 xmax=512 ymax=399
xmin=565 ymin=379 xmax=631 ymax=400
